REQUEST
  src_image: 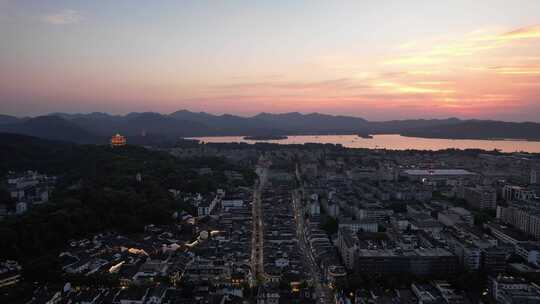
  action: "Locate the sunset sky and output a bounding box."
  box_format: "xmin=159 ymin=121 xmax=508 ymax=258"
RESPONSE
xmin=1 ymin=0 xmax=539 ymax=121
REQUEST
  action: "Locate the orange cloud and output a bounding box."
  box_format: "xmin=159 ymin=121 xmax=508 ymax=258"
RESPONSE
xmin=415 ymin=81 xmax=450 ymax=86
xmin=384 ymin=56 xmax=443 ymax=65
xmin=476 ymin=25 xmax=540 ymax=41
xmin=385 ymin=25 xmax=540 ymax=69
xmin=489 ymin=66 xmax=540 ymax=75
xmin=373 ymin=81 xmax=454 ymax=94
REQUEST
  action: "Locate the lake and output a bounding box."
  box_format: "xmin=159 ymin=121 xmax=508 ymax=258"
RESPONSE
xmin=188 ymin=134 xmax=540 ymax=153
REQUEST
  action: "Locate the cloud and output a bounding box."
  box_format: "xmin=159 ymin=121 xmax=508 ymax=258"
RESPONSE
xmin=217 ymin=78 xmax=358 ymax=92
xmin=373 ymin=81 xmax=454 ymax=94
xmin=396 ymin=41 xmax=417 ymax=50
xmin=385 ymin=25 xmax=540 ymax=68
xmin=415 ymin=81 xmax=450 ymax=86
xmin=42 ymin=9 xmax=83 ymax=25
xmin=477 ymin=25 xmax=540 ymax=42
xmin=407 ymin=70 xmax=437 ymax=75
xmin=488 ymin=66 xmax=540 ymax=75
xmin=384 ymin=56 xmax=443 ymax=65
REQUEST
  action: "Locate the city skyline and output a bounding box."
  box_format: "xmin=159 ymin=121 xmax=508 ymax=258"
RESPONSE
xmin=1 ymin=1 xmax=540 ymax=121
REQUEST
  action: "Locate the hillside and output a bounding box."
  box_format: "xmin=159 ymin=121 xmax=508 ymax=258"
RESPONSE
xmin=0 ymin=133 xmax=254 ymax=261
xmin=253 ymin=112 xmax=370 ymax=133
xmin=0 ymin=133 xmax=78 ymax=177
xmin=0 ymin=115 xmax=20 ymax=125
xmin=1 ymin=110 xmax=540 ymax=142
xmin=402 ymin=120 xmax=540 ymax=140
xmin=0 ymin=116 xmax=99 ymax=143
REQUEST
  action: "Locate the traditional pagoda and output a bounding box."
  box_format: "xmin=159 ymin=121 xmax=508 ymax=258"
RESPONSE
xmin=110 ymin=134 xmax=127 ymax=147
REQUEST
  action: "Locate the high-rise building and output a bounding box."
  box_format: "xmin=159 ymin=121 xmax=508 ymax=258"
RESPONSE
xmin=464 ymin=186 xmax=497 ymax=210
xmin=497 ymin=204 xmax=540 ymax=240
xmin=502 ymin=185 xmax=536 ymax=202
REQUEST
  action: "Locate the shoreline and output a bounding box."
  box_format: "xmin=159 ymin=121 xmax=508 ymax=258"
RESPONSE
xmin=187 ymin=133 xmax=540 ymax=143
xmin=184 ymin=134 xmax=540 ymax=154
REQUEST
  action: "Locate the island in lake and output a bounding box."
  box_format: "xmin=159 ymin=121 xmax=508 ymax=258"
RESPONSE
xmin=243 ymin=135 xmax=288 ymax=140
xmin=357 ymin=133 xmax=373 ymax=139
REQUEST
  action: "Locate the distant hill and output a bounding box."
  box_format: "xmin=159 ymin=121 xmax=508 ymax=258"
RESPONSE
xmin=1 ymin=110 xmax=540 ymax=143
xmin=0 ymin=133 xmax=78 ymax=176
xmin=123 ymin=112 xmax=211 ymax=136
xmin=0 ymin=114 xmax=20 ymax=125
xmin=170 ymin=110 xmax=277 ymax=134
xmin=368 ymin=118 xmax=463 ymax=133
xmin=402 ymin=120 xmax=540 ymax=140
xmin=51 ymin=111 xmax=211 ymax=138
xmin=0 ymin=116 xmax=99 ymax=143
xmin=253 ymin=112 xmax=370 ymax=133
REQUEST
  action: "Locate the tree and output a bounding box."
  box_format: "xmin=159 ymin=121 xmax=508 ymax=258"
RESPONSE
xmin=0 ymin=134 xmax=255 ymax=263
xmin=23 ymin=254 xmax=61 ymax=283
xmin=321 ymin=217 xmax=339 ymax=235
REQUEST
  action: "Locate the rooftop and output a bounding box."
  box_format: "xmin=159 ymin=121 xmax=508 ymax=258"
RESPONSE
xmin=403 ymin=169 xmax=475 ymax=176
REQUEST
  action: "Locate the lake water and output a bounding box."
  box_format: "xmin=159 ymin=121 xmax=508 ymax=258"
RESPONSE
xmin=188 ymin=134 xmax=540 ymax=153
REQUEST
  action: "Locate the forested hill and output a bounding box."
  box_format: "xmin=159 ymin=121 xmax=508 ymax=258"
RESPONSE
xmin=0 ymin=133 xmax=255 ymax=262
xmin=0 ymin=133 xmax=79 ymax=178
xmin=2 ymin=111 xmax=540 ymax=143
xmin=400 ymin=120 xmax=540 ymax=140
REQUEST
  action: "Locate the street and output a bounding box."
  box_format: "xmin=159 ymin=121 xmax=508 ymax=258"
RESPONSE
xmin=251 ymin=157 xmax=268 ymax=282
xmin=293 ymin=164 xmax=333 ymax=304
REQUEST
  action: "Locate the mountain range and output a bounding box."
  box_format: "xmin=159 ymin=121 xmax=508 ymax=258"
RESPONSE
xmin=0 ymin=110 xmax=539 ymax=144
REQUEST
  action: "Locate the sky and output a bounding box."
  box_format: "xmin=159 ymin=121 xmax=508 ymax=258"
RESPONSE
xmin=1 ymin=0 xmax=539 ymax=121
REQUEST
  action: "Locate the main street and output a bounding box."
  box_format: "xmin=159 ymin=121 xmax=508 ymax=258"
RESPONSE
xmin=251 ymin=156 xmax=269 ymax=282
xmin=293 ymin=164 xmax=333 ymax=304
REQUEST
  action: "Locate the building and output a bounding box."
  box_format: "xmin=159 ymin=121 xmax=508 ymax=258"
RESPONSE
xmin=486 ymin=222 xmax=530 ymax=245
xmin=6 ymin=170 xmax=56 ymax=214
xmin=256 ymin=285 xmax=280 ymax=304
xmin=497 ymin=205 xmax=540 ymax=240
xmin=434 ymin=281 xmax=467 ymax=304
xmin=411 ymin=283 xmax=443 ymax=303
xmin=309 ymin=199 xmax=320 ymax=216
xmin=337 ymin=228 xmax=357 ymax=270
xmin=502 ymin=185 xmax=536 ymax=202
xmin=499 ymin=287 xmax=540 ymax=303
xmin=489 ymin=275 xmax=540 ymax=303
xmin=221 ymin=197 xmax=244 ymax=211
xmin=401 ymin=169 xmax=476 ymax=182
xmin=0 ymin=260 xmax=22 ymax=289
xmin=346 ymin=167 xmax=377 ymax=181
xmin=321 ymin=198 xmax=340 ymax=219
xmin=113 ymin=287 xmax=148 ymax=304
xmin=355 ymin=248 xmax=457 ymax=277
xmin=196 ymin=194 xmax=220 ymax=217
xmin=7 ymin=171 xmax=55 ymax=203
xmin=339 ymin=228 xmax=457 ymax=277
xmin=438 ymin=207 xmax=474 ymax=227
xmin=447 ymin=235 xmax=482 ymax=270
xmin=15 ymin=202 xmax=27 ymax=215
xmin=111 ymin=134 xmax=127 ymax=147
xmin=482 ymin=247 xmax=507 ymax=274
xmin=464 ymin=186 xmax=497 ymax=210
xmin=339 ymin=220 xmax=378 ymax=233
xmin=516 ymin=242 xmax=540 ymax=267
xmin=354 ymin=205 xmax=393 ymax=222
